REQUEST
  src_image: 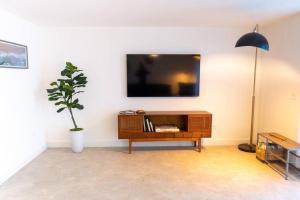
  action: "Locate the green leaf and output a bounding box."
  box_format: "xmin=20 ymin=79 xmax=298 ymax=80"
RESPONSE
xmin=55 ymin=101 xmax=66 ymax=106
xmin=48 ymin=96 xmax=61 ymax=100
xmin=57 ymin=107 xmax=66 ymax=113
xmin=75 ymin=76 xmax=86 ymax=81
xmin=73 ymin=98 xmax=79 ymax=104
xmin=50 ymin=82 xmax=58 ymax=86
xmin=48 ymin=92 xmax=61 ymax=96
xmin=76 ymin=104 xmax=84 ymax=110
xmin=61 ymin=69 xmax=68 ymax=76
xmin=72 ymin=91 xmax=83 ymax=96
xmin=46 ymin=88 xmax=58 ymax=93
xmin=59 ymin=79 xmax=65 ymax=84
xmin=66 ymin=62 xmax=73 ymax=67
xmin=74 ymin=73 xmax=84 ymax=79
xmin=74 ymin=84 xmax=86 ymax=88
xmin=71 ymin=103 xmax=84 ymax=110
xmin=66 ymin=103 xmax=72 ymax=108
xmin=62 ymin=84 xmax=72 ymax=90
xmin=65 ymin=62 xmax=77 ymax=73
xmin=58 ymin=79 xmax=73 ymax=86
xmin=64 ymin=92 xmax=71 ymax=99
xmin=48 ymin=97 xmax=59 ymax=101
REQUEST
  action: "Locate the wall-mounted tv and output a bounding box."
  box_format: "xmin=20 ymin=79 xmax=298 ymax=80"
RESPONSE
xmin=127 ymin=54 xmax=200 ymax=97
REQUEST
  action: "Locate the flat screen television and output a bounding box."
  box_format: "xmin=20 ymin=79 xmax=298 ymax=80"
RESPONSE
xmin=127 ymin=54 xmax=200 ymax=97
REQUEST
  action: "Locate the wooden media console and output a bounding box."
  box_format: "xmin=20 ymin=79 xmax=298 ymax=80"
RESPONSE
xmin=118 ymin=111 xmax=212 ymax=153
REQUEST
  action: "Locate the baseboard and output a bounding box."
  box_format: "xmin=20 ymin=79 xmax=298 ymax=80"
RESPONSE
xmin=203 ymin=138 xmax=249 ymax=146
xmin=47 ymin=138 xmax=249 ymax=148
xmin=0 ymin=144 xmax=47 ymax=185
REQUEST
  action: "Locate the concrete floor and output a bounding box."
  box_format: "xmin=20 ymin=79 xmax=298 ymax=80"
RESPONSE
xmin=1 ymin=146 xmax=300 ymax=200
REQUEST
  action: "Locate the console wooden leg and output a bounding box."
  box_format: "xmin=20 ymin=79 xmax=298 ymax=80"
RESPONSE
xmin=128 ymin=139 xmax=132 ymax=154
xmin=198 ymin=138 xmax=202 ymax=152
xmin=193 ymin=141 xmax=197 ymax=147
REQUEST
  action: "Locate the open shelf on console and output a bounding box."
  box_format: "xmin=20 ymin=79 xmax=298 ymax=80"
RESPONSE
xmin=145 ymin=114 xmax=188 ymax=132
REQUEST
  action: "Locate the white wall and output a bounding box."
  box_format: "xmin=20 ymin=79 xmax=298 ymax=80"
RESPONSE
xmin=0 ymin=10 xmax=46 ymax=184
xmin=40 ymin=27 xmax=257 ymax=147
xmin=259 ymin=14 xmax=300 ymax=141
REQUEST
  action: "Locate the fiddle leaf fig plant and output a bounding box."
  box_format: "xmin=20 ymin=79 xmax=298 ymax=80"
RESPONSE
xmin=47 ymin=62 xmax=87 ymax=132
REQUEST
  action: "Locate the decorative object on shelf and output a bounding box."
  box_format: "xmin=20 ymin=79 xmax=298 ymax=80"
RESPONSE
xmin=136 ymin=109 xmax=145 ymax=114
xmin=235 ymin=24 xmax=269 ymax=153
xmin=256 ymin=141 xmax=266 ymax=161
xmin=46 ymin=62 xmax=87 ymax=153
xmin=0 ymin=39 xmax=28 ymax=69
xmin=119 ymin=110 xmax=136 ymax=115
xmin=155 ymin=124 xmax=180 ymax=132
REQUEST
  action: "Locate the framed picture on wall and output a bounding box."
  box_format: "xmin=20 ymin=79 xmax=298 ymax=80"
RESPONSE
xmin=0 ymin=39 xmax=28 ymax=69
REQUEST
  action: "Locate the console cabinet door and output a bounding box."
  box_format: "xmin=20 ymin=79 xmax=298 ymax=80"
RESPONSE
xmin=118 ymin=115 xmax=143 ymax=139
xmin=188 ymin=115 xmax=212 ymax=137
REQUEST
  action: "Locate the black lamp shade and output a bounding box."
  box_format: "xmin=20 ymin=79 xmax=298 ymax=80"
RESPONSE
xmin=235 ymin=32 xmax=269 ymax=51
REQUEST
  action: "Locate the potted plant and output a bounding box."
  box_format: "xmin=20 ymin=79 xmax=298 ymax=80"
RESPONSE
xmin=47 ymin=62 xmax=87 ymax=153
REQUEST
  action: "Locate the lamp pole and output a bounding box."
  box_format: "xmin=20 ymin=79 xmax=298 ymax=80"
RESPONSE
xmin=250 ymin=47 xmax=258 ymax=145
xmin=250 ymin=24 xmax=259 ymax=145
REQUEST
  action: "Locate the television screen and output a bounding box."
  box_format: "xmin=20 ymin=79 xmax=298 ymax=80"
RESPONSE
xmin=127 ymin=54 xmax=200 ymax=97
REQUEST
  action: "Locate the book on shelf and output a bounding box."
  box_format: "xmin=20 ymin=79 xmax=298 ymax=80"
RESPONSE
xmin=149 ymin=121 xmax=154 ymax=132
xmin=144 ymin=116 xmax=154 ymax=132
xmin=143 ymin=117 xmax=148 ymax=132
xmin=146 ymin=118 xmax=151 ymax=132
xmin=143 ymin=118 xmax=146 ymax=132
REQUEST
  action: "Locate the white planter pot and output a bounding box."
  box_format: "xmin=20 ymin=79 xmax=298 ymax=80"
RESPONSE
xmin=71 ymin=131 xmax=84 ymax=153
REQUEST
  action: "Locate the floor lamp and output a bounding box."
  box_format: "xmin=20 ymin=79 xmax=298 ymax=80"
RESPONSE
xmin=235 ymin=24 xmax=269 ymax=153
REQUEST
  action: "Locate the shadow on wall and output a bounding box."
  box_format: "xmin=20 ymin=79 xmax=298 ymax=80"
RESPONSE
xmin=262 ymin=58 xmax=300 ymax=81
xmin=264 ymin=48 xmax=300 ymax=76
xmin=259 ymin=58 xmax=300 ymax=142
xmin=265 ymin=11 xmax=300 ymax=31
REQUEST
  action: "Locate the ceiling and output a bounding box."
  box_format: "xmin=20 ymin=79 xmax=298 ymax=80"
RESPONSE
xmin=1 ymin=0 xmax=300 ymax=27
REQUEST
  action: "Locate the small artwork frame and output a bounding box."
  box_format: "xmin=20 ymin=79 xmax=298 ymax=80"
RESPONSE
xmin=0 ymin=39 xmax=28 ymax=69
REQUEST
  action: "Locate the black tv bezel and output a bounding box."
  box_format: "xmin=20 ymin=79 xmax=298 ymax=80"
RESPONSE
xmin=126 ymin=54 xmax=201 ymax=97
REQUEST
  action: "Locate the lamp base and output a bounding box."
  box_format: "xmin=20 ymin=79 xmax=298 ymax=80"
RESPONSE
xmin=238 ymin=143 xmax=256 ymax=153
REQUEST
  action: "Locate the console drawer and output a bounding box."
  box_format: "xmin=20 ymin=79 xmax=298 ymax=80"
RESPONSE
xmin=188 ymin=115 xmax=212 ymax=137
xmin=118 ymin=115 xmax=143 ymax=133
